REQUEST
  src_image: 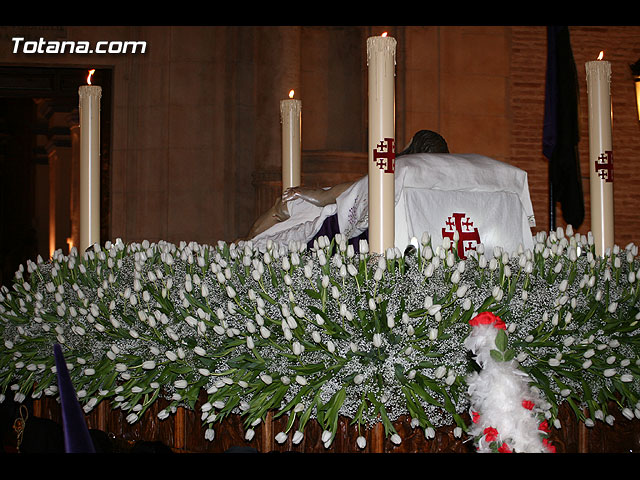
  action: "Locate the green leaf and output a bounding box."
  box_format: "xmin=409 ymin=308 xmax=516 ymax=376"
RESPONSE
xmin=490 ymin=349 xmax=504 ymax=362
xmin=495 ymin=328 xmax=508 ymax=353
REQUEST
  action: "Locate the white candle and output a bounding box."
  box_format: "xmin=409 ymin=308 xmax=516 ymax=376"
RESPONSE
xmin=78 ymin=69 xmax=101 ymax=252
xmin=280 ymin=90 xmax=302 ymax=191
xmin=585 ymin=52 xmax=614 ymax=257
xmin=367 ymin=33 xmax=396 ymax=254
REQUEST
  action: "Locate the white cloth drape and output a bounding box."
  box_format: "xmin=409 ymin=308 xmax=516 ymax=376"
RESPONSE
xmin=251 ymin=153 xmax=536 ymax=255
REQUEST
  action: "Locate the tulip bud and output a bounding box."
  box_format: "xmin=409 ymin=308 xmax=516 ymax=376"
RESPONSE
xmin=387 ymin=314 xmax=395 ymax=329
xmin=142 ymin=360 xmax=156 ymax=370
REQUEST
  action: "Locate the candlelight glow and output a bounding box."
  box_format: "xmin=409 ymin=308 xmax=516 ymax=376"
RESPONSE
xmin=597 ymin=51 xmax=604 ymax=60
xmin=381 ymin=32 xmax=388 ymax=37
xmin=86 ymin=69 xmax=95 ymax=85
xmin=289 ymin=89 xmax=295 ymax=99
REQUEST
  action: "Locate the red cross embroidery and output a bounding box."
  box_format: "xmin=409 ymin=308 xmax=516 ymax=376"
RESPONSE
xmin=441 ymin=213 xmax=481 ymax=260
xmin=373 ymin=138 xmax=395 ymax=174
xmin=595 ymin=150 xmax=613 ymax=183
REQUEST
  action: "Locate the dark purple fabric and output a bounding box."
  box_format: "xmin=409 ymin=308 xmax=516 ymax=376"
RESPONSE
xmin=542 ymin=26 xmax=584 ymax=229
xmin=307 ymin=213 xmax=368 ymax=253
xmin=542 ymin=26 xmax=558 ymax=160
xmin=53 ymin=343 xmax=95 ymax=453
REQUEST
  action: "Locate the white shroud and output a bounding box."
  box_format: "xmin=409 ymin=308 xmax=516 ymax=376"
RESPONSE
xmin=251 ymin=153 xmax=536 ymax=256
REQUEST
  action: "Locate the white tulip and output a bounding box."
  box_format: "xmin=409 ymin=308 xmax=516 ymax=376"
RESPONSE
xmin=356 ymin=436 xmax=366 ymax=449
xmin=142 ymin=360 xmax=156 ymax=370
xmin=373 ymin=333 xmax=382 ymax=348
xmin=390 ymin=434 xmax=402 ymax=445
xmin=387 ymin=314 xmax=395 ymax=329
xmin=428 ymin=328 xmax=438 ymax=341
xmin=292 ymin=431 xmax=304 ymax=444
xmin=462 ymin=298 xmax=472 ymax=311
xmin=374 ymin=268 xmax=383 ymax=282
xmin=275 ymin=432 xmax=288 ymax=444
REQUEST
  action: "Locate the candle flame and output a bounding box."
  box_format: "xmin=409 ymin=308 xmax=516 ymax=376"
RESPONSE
xmin=381 ymin=32 xmax=388 ymax=37
xmin=597 ymin=51 xmax=604 ymax=60
xmin=87 ymin=69 xmax=96 ymax=85
xmin=289 ymin=89 xmax=295 ymax=99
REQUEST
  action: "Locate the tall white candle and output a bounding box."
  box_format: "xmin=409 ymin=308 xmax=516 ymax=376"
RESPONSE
xmin=280 ymin=90 xmax=302 ymax=191
xmin=367 ymin=33 xmax=396 ymax=254
xmin=78 ymin=69 xmax=101 ymax=252
xmin=585 ymin=52 xmax=614 ymax=257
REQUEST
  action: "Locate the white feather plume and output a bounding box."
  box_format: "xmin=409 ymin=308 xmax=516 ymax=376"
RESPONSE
xmin=465 ymin=322 xmax=552 ymax=453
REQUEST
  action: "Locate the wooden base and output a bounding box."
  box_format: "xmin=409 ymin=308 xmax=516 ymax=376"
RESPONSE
xmin=12 ymin=394 xmax=638 ymax=453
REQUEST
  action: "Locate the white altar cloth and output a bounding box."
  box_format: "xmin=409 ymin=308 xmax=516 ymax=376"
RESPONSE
xmin=251 ymin=153 xmax=536 ymax=256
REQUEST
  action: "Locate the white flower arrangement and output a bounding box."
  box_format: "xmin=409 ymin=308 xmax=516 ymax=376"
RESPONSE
xmin=1 ymin=227 xmax=640 ymax=451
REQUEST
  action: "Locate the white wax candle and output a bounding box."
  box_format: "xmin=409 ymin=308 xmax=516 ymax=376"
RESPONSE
xmin=78 ymin=70 xmax=101 ymax=252
xmin=585 ymin=54 xmax=614 ymax=257
xmin=367 ymin=34 xmax=396 ymax=254
xmin=280 ymin=90 xmax=302 ymax=191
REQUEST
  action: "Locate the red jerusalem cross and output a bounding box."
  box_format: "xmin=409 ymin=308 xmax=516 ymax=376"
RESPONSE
xmin=441 ymin=212 xmax=481 ymax=259
xmin=373 ymin=138 xmax=395 ymax=174
xmin=595 ymin=150 xmax=613 ymax=183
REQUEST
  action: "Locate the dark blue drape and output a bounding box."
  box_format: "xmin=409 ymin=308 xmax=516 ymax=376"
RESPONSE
xmin=543 ymin=26 xmax=584 ymax=229
xmin=53 ymin=343 xmax=96 ymax=453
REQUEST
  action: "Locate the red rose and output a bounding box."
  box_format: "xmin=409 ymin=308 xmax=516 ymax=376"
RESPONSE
xmin=543 ymin=437 xmax=556 ymax=453
xmin=483 ymin=426 xmax=499 ymax=442
xmin=472 ymin=411 xmax=480 ymax=423
xmin=469 ymin=311 xmax=506 ymax=330
xmin=498 ymin=442 xmax=512 ymax=453
xmin=522 ymin=400 xmax=535 ymax=410
xmin=538 ymin=420 xmax=550 ymax=433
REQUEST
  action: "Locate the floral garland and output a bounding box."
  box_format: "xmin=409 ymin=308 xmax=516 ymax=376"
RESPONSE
xmin=1 ymin=227 xmax=640 ymax=451
xmin=465 ymin=311 xmax=554 ymax=453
